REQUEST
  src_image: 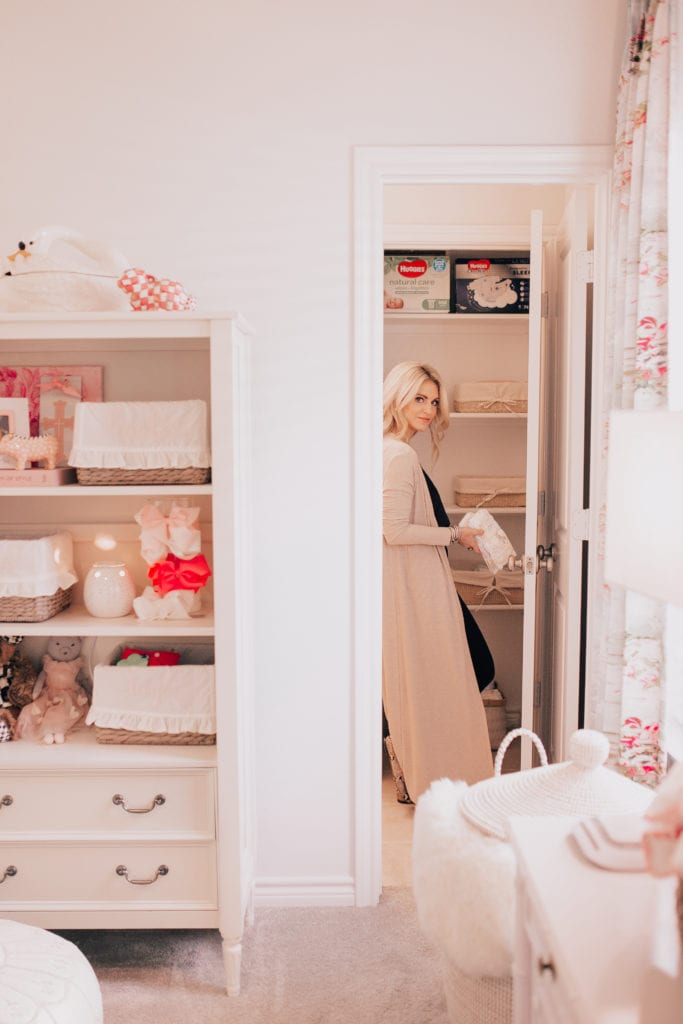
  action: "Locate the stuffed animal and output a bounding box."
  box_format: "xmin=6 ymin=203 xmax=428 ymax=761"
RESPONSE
xmin=117 ymin=267 xmax=197 ymax=311
xmin=15 ymin=639 xmax=89 ymax=745
xmin=32 ymin=636 xmax=89 ymax=698
xmin=0 ymin=635 xmax=38 ymax=741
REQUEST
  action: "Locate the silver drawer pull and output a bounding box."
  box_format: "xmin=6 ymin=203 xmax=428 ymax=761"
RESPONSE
xmin=537 ymin=957 xmax=556 ymax=979
xmin=116 ymin=864 xmax=169 ymax=885
xmin=0 ymin=866 xmax=17 ymax=884
xmin=112 ymin=793 xmax=165 ymax=814
xmin=1 ymin=795 xmax=13 ymax=808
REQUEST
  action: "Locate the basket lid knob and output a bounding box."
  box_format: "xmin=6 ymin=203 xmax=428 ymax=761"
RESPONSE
xmin=569 ymin=729 xmax=609 ymax=769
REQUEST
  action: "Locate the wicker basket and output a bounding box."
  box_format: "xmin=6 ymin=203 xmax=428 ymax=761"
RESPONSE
xmin=452 ymin=570 xmax=524 ymax=608
xmin=454 ymin=476 xmax=526 ymax=509
xmin=76 ymin=466 xmax=210 ymax=486
xmin=482 ymin=686 xmax=507 ymax=750
xmin=95 ymin=727 xmax=215 ymax=745
xmin=87 ymin=662 xmax=216 ymax=747
xmin=442 ymin=960 xmax=512 ymax=1024
xmin=69 ymin=399 xmax=211 ymax=486
xmin=0 ymin=584 xmax=74 ymax=623
xmin=453 ymin=381 xmax=527 ymax=414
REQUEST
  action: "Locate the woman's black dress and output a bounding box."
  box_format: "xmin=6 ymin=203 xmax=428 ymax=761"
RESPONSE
xmin=422 ymin=470 xmax=495 ymax=693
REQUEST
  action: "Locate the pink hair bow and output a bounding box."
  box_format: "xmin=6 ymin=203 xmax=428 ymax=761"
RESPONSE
xmin=135 ymin=503 xmax=202 ymax=564
xmin=148 ymin=554 xmax=212 ymax=596
xmin=40 ymin=376 xmax=81 ymax=399
xmin=135 ymin=504 xmax=168 ymax=564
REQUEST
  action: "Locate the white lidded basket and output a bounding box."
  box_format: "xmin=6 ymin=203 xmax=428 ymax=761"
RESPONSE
xmin=0 ymin=531 xmax=77 ymax=622
xmin=69 ymin=399 xmax=211 ymax=485
xmin=452 ymin=569 xmax=524 ymax=608
xmin=87 ymin=663 xmax=216 ymax=745
xmin=452 ymin=380 xmax=527 ymax=414
xmin=454 ymin=475 xmax=526 ymax=509
xmin=461 ymin=728 xmax=653 ymax=840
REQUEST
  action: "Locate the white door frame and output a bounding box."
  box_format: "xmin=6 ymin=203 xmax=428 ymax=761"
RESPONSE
xmin=352 ymin=145 xmax=612 ymax=906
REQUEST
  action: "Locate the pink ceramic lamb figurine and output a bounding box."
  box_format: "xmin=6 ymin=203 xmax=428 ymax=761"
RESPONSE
xmin=15 ymin=649 xmax=89 ymax=744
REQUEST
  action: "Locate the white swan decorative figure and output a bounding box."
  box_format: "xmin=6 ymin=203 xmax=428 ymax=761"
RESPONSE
xmin=0 ymin=226 xmax=131 ymax=312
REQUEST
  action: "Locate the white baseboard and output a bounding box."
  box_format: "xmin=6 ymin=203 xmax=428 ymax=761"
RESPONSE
xmin=254 ymin=875 xmax=356 ymax=907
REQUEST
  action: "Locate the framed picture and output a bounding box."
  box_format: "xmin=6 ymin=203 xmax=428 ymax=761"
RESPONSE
xmin=0 ymin=397 xmax=30 ymax=467
xmin=0 ymin=365 xmax=103 ymax=465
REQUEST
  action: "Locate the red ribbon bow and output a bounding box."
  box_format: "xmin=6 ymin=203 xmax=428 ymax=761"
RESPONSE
xmin=147 ymin=554 xmax=212 ymax=595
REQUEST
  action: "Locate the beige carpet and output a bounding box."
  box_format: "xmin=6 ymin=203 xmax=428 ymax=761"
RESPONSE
xmin=57 ymin=887 xmax=448 ymax=1024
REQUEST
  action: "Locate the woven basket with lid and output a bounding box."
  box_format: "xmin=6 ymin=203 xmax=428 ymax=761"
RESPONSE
xmin=461 ymin=728 xmax=653 ymax=840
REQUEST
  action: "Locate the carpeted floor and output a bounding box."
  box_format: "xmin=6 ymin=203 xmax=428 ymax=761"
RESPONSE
xmin=58 ymin=887 xmax=448 ymax=1024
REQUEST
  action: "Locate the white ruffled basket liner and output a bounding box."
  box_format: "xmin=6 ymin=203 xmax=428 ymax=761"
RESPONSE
xmin=0 ymin=531 xmax=78 ymax=598
xmin=69 ymin=399 xmax=211 ymax=469
xmin=86 ymin=664 xmax=216 ymax=734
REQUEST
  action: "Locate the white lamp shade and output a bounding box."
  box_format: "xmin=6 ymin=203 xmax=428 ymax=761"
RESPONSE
xmin=605 ymin=410 xmax=683 ymax=605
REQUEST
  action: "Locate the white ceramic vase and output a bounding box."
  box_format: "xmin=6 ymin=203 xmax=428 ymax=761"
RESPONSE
xmin=83 ymin=561 xmax=136 ymax=618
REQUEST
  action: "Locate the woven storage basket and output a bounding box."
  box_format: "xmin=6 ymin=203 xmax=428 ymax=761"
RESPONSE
xmin=87 ymin=663 xmax=216 ymax=745
xmin=452 ymin=569 xmax=524 ymax=608
xmin=461 ymin=728 xmax=654 ymax=841
xmin=0 ymin=584 xmax=74 ymax=623
xmin=454 ymin=475 xmax=526 ymax=508
xmin=95 ymin=727 xmax=215 ymax=745
xmin=0 ymin=532 xmax=77 ymax=623
xmin=482 ymin=686 xmax=507 ymax=751
xmin=442 ymin=961 xmax=512 ymax=1024
xmin=69 ymin=399 xmax=211 ymax=486
xmin=76 ymin=466 xmax=210 ymax=486
xmin=453 ymin=380 xmax=527 ymax=414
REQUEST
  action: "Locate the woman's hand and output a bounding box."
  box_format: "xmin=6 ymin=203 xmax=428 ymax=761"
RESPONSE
xmin=458 ymin=526 xmax=484 ymax=555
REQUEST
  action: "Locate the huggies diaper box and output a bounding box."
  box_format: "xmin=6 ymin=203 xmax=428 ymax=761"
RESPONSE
xmin=452 ymin=256 xmax=530 ymax=314
xmin=384 ymin=252 xmax=450 ymax=313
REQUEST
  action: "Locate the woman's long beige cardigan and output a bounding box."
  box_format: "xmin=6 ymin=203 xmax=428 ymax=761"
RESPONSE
xmin=383 ymin=437 xmax=493 ymax=800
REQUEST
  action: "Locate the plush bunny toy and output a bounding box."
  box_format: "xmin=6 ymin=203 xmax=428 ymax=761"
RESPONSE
xmin=15 ymin=636 xmax=89 ymax=745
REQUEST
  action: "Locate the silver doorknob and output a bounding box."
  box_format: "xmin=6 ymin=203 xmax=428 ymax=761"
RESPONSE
xmin=507 ymin=555 xmax=524 ymax=571
xmin=537 ymin=543 xmax=556 ymax=571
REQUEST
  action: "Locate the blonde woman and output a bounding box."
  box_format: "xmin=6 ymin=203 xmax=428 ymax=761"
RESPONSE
xmin=383 ymin=361 xmax=493 ymax=802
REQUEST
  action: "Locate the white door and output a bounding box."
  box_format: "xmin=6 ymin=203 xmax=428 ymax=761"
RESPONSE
xmin=547 ymin=189 xmax=590 ymax=762
xmin=519 ymin=194 xmax=589 ymax=768
xmin=519 ymin=209 xmax=545 ymax=769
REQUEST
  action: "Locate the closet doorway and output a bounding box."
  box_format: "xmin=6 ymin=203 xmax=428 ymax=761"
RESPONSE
xmin=352 ymin=146 xmax=612 ymax=905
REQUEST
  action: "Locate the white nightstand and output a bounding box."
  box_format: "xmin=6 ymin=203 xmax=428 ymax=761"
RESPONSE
xmin=509 ymin=816 xmax=682 ymax=1024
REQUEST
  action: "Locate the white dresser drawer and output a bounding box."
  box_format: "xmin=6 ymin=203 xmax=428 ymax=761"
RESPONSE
xmin=0 ymin=770 xmax=215 ymax=838
xmin=0 ymin=841 xmax=217 ymax=907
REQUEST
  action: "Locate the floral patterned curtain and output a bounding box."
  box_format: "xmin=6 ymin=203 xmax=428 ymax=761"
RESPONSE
xmin=588 ymin=0 xmax=671 ymax=784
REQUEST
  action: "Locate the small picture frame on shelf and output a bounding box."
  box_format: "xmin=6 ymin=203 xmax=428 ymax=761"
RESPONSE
xmin=0 ymin=364 xmax=103 ymax=466
xmin=0 ymin=397 xmax=30 ymax=465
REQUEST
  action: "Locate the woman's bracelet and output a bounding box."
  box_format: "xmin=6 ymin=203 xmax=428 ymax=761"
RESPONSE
xmin=449 ymin=525 xmax=461 ymax=545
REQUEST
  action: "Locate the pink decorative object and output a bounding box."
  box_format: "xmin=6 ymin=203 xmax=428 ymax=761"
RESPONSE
xmin=0 ymin=365 xmax=103 ymax=462
xmin=15 ymin=652 xmax=88 ymax=745
xmin=0 ymin=433 xmax=58 ymax=471
xmin=148 ymin=554 xmax=211 ymax=596
xmin=117 ymin=267 xmax=197 ymax=312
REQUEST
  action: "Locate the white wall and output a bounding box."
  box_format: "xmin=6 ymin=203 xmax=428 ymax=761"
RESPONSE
xmin=0 ymin=0 xmax=624 ymax=900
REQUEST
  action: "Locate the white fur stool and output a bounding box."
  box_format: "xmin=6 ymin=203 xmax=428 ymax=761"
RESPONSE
xmin=412 ymin=731 xmax=654 ymax=1024
xmin=0 ymin=919 xmax=103 ymax=1023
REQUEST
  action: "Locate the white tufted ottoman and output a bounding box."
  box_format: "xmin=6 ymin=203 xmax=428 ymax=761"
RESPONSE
xmin=0 ymin=919 xmax=103 ymax=1024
